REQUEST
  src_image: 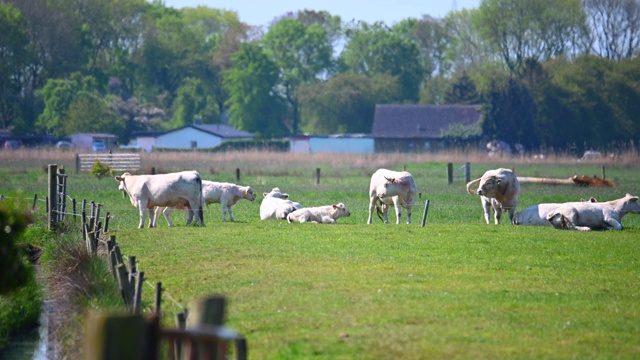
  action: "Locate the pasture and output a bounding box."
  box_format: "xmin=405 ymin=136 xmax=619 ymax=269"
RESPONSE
xmin=1 ymin=150 xmax=640 ymax=359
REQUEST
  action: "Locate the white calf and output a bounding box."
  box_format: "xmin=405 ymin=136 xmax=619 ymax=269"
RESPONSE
xmin=514 ymin=197 xmax=597 ymax=226
xmin=547 ymin=193 xmax=640 ymax=231
xmin=260 ymin=187 xmax=303 ymax=220
xmin=367 ymin=169 xmax=417 ymax=224
xmin=287 ymin=203 xmax=351 ymax=223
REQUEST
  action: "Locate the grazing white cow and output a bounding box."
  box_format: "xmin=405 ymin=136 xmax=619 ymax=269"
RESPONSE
xmin=161 ymin=181 xmax=256 ymax=222
xmin=287 ymin=203 xmax=351 ymax=223
xmin=546 ymin=193 xmax=640 ymax=231
xmin=115 ymin=171 xmax=204 ymax=228
xmin=514 ymin=197 xmax=597 ymax=226
xmin=466 ymin=168 xmax=520 ymax=224
xmin=259 ymin=187 xmax=303 ymax=220
xmin=367 ymin=169 xmax=418 ymax=224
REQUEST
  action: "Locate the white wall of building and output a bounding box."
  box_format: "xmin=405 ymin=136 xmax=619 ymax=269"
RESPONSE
xmin=291 ymin=136 xmax=374 ymax=154
xmin=155 ymin=127 xmax=222 ymax=149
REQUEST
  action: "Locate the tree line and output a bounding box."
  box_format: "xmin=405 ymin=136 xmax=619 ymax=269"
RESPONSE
xmin=1 ymin=0 xmax=639 ymax=152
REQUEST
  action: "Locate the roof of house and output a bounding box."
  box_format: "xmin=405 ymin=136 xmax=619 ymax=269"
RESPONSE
xmin=168 ymin=123 xmax=254 ymax=139
xmin=372 ymin=104 xmax=482 ymax=139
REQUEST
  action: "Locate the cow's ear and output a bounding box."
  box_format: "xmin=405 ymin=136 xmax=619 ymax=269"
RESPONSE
xmin=496 ymin=178 xmax=502 ymax=184
xmin=332 ymin=204 xmax=338 ymax=209
xmin=263 ymin=192 xmax=269 ymax=197
xmin=631 ymin=196 xmax=639 ymax=202
xmin=281 ymin=194 xmax=289 ymax=199
xmin=115 ymin=175 xmax=123 ymax=181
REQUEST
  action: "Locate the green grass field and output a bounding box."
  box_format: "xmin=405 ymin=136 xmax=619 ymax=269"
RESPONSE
xmin=1 ymin=153 xmax=639 ymax=359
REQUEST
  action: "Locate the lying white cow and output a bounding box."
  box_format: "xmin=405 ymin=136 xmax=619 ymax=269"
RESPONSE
xmin=367 ymin=169 xmax=417 ymax=224
xmin=546 ymin=193 xmax=640 ymax=231
xmin=514 ymin=197 xmax=597 ymax=226
xmin=115 ymin=171 xmax=204 ymax=228
xmin=161 ymin=181 xmax=256 ymax=222
xmin=466 ymin=168 xmax=520 ymax=224
xmin=259 ymin=187 xmax=303 ymax=220
xmin=287 ymin=203 xmax=351 ymax=223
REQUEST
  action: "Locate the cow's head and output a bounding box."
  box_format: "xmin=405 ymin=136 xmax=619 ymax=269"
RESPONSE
xmin=621 ymin=193 xmax=640 ymax=214
xmin=547 ymin=211 xmax=572 ymax=229
xmin=245 ymin=187 xmax=256 ymax=201
xmin=263 ymin=187 xmax=289 ymax=199
xmin=377 ymin=177 xmax=401 ymax=198
xmin=476 ymin=175 xmax=501 ymax=197
xmin=115 ymin=172 xmax=131 ymax=198
xmin=332 ymin=203 xmax=351 ymax=218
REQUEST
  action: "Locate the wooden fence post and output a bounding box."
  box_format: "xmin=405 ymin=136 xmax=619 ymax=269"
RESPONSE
xmin=155 ymin=282 xmax=162 ymax=317
xmin=32 ymin=194 xmax=38 ymax=212
xmin=75 ymin=153 xmax=80 ymax=174
xmin=447 ymin=163 xmax=453 ymax=185
xmin=465 ymin=162 xmax=471 ymax=183
xmin=421 ymin=200 xmax=431 ymax=228
xmin=116 ymin=263 xmax=133 ymax=306
xmin=186 ymin=296 xmax=227 ymax=359
xmin=602 ymin=165 xmax=606 ymax=180
xmin=104 ymin=212 xmax=110 ymax=233
xmin=133 ymin=272 xmax=144 ymax=315
xmin=236 ymin=168 xmax=241 ymax=182
xmin=316 ymin=168 xmax=321 ymax=185
xmin=48 ymin=164 xmax=57 ymax=230
xmin=84 ymin=312 xmax=149 ymax=360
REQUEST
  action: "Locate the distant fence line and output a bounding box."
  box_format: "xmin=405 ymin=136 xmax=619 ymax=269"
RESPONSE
xmin=46 ymin=164 xmax=247 ymax=360
xmin=75 ymin=153 xmax=141 ymax=173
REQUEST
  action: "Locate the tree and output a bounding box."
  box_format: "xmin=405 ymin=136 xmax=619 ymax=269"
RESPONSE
xmin=393 ymin=15 xmax=450 ymax=79
xmin=444 ymin=71 xmax=480 ymax=104
xmin=223 ymin=43 xmax=287 ymax=138
xmin=341 ymin=22 xmax=424 ymax=102
xmin=476 ymin=0 xmax=586 ymax=75
xmin=262 ymin=18 xmax=334 ymax=134
xmin=64 ymin=92 xmax=126 ymax=141
xmin=298 ymin=73 xmax=400 ymax=134
xmin=583 ymin=0 xmax=640 ymax=60
xmin=171 ymin=77 xmax=220 ymax=128
xmin=0 ymin=3 xmax=31 ymax=131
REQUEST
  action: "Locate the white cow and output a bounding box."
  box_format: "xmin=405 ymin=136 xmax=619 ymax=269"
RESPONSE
xmin=546 ymin=193 xmax=640 ymax=231
xmin=115 ymin=171 xmax=204 ymax=228
xmin=259 ymin=187 xmax=303 ymax=220
xmin=514 ymin=197 xmax=597 ymax=226
xmin=161 ymin=181 xmax=256 ymax=222
xmin=466 ymin=168 xmax=520 ymax=224
xmin=367 ymin=169 xmax=417 ymax=224
xmin=287 ymin=203 xmax=351 ymax=223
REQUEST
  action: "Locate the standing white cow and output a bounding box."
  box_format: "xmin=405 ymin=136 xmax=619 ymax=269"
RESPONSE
xmin=546 ymin=193 xmax=640 ymax=231
xmin=466 ymin=168 xmax=520 ymax=224
xmin=287 ymin=203 xmax=351 ymax=223
xmin=115 ymin=171 xmax=204 ymax=228
xmin=367 ymin=169 xmax=418 ymax=224
xmin=513 ymin=197 xmax=597 ymax=226
xmin=161 ymin=181 xmax=256 ymax=223
xmin=259 ymin=187 xmax=303 ymax=220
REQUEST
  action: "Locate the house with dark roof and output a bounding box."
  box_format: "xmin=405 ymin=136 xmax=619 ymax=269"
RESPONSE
xmin=154 ymin=123 xmax=254 ymax=150
xmin=372 ymin=104 xmax=483 ymax=152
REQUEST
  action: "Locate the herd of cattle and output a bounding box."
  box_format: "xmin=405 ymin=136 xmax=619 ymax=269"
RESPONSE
xmin=113 ymin=168 xmax=640 ymax=231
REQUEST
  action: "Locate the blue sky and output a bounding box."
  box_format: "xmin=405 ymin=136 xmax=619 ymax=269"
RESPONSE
xmin=159 ymin=0 xmax=481 ymax=27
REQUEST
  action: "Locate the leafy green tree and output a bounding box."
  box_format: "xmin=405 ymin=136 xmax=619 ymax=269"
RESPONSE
xmin=64 ymin=92 xmax=125 ymax=140
xmin=223 ymin=43 xmax=287 ymax=138
xmin=298 ymin=73 xmax=401 ymax=134
xmin=341 ymin=22 xmax=424 ymax=102
xmin=36 ymin=73 xmax=97 ymax=137
xmin=0 ymin=3 xmax=31 ymax=131
xmin=476 ymin=0 xmax=586 ymax=76
xmin=482 ymin=77 xmax=538 ymax=148
xmin=444 ymin=71 xmax=480 ymax=104
xmin=262 ymin=18 xmax=334 ymax=134
xmin=393 ymin=15 xmax=450 ymax=79
xmin=583 ymin=0 xmax=640 ymax=60
xmin=171 ymin=77 xmax=220 ymax=128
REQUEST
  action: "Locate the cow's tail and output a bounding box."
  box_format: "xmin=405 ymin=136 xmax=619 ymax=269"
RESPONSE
xmin=375 ymin=197 xmax=384 ymax=222
xmin=197 ymin=174 xmax=205 ymax=226
xmin=466 ymin=177 xmax=482 ymax=195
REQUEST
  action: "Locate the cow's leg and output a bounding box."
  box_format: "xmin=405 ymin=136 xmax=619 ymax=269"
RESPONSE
xmin=481 ymin=197 xmax=492 ymax=224
xmin=228 ymin=204 xmax=234 ymax=222
xmin=185 ymin=205 xmax=194 ymax=226
xmin=162 ymin=207 xmax=174 ymax=227
xmin=147 ymin=207 xmax=155 ymax=228
xmin=136 ymin=200 xmax=148 ymax=228
xmin=492 ymin=198 xmax=502 ymax=224
xmin=406 ymin=205 xmax=413 ymax=224
xmin=392 ymin=196 xmax=402 ymax=224
xmin=603 ymin=218 xmax=623 ymax=230
xmin=151 ymin=207 xmax=161 ymax=227
xmin=367 ymin=196 xmax=376 ymax=224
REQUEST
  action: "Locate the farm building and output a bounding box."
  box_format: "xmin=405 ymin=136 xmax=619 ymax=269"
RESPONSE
xmin=290 ymin=134 xmax=374 ymax=154
xmin=372 ymin=104 xmax=483 ymax=152
xmin=154 ymin=123 xmax=255 ymax=150
xmin=69 ymin=133 xmax=119 ymax=151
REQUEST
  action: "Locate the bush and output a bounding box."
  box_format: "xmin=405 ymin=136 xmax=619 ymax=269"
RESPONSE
xmin=90 ymin=159 xmax=113 ymax=179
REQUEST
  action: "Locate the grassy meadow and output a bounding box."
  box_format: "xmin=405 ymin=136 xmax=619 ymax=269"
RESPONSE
xmin=1 ymin=149 xmax=640 ymax=359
